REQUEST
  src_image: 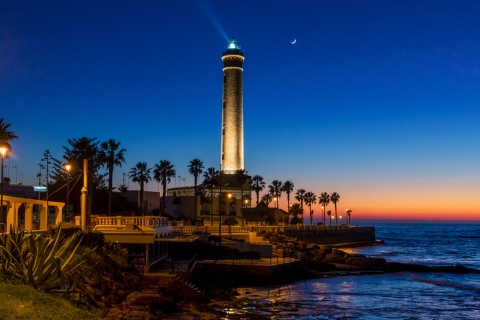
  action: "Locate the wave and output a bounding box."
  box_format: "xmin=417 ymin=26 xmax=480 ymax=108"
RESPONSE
xmin=410 ymin=274 xmax=480 ymax=294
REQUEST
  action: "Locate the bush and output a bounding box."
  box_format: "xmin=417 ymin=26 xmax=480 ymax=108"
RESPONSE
xmin=223 ymin=217 xmax=238 ymax=226
xmin=0 ymin=224 xmax=96 ymax=291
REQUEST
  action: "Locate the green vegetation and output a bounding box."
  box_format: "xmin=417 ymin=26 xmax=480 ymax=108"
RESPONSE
xmin=0 ymin=224 xmax=95 ymax=291
xmin=0 ymin=282 xmax=100 ymax=320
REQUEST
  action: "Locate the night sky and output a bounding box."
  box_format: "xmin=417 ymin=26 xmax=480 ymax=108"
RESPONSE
xmin=1 ymin=1 xmax=479 ymax=220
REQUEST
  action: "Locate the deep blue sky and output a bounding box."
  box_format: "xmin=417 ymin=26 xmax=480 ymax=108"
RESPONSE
xmin=1 ymin=1 xmax=479 ymax=219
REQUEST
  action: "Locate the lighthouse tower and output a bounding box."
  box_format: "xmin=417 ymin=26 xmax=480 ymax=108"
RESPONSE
xmin=221 ymin=37 xmax=245 ymax=174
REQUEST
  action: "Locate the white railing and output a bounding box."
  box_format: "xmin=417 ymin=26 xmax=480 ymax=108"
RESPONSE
xmin=91 ymin=216 xmax=169 ymax=228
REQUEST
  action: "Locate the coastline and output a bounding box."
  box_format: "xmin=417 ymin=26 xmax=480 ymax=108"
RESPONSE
xmin=146 ymin=230 xmax=480 ymax=319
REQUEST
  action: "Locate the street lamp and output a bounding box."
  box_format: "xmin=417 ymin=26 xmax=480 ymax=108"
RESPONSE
xmin=339 ymin=215 xmax=343 ymax=226
xmin=65 ymin=164 xmax=71 ymax=221
xmin=0 ymin=143 xmax=11 ymax=232
xmin=227 ymin=193 xmax=232 ymax=217
xmin=243 ymin=198 xmax=248 ymax=227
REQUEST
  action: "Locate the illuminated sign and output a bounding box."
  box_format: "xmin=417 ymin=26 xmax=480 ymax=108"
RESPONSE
xmin=34 ymin=186 xmax=47 ymax=192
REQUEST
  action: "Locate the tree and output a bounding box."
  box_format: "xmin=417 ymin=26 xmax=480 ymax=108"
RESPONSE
xmin=346 ymin=209 xmax=352 ymax=226
xmin=235 ymin=169 xmax=249 ymax=226
xmin=303 ymin=191 xmax=317 ymax=226
xmin=289 ymin=203 xmax=303 ymax=224
xmin=295 ymin=188 xmax=306 ymax=224
xmin=268 ymin=180 xmax=283 ymax=210
xmin=319 ymin=192 xmax=330 ymax=225
xmin=330 ymin=192 xmax=341 ymax=226
xmin=281 ymin=180 xmax=294 ymax=216
xmin=250 ymin=175 xmax=265 ymax=224
xmin=250 ymin=175 xmax=265 ymax=206
xmin=153 ymin=160 xmax=176 ymax=216
xmin=327 ymin=210 xmax=332 ymax=226
xmin=0 ymin=118 xmax=19 ymax=150
xmin=129 ymin=162 xmax=151 ymax=215
xmin=261 ymin=193 xmax=273 ymax=206
xmin=188 ymin=158 xmax=204 ymax=223
xmin=62 ymin=137 xmax=102 ymax=222
xmin=202 ymin=167 xmax=218 ymax=226
xmin=99 ymin=139 xmax=126 ymax=215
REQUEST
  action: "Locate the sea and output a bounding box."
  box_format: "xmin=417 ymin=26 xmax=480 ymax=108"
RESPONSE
xmin=219 ymin=221 xmax=480 ymax=320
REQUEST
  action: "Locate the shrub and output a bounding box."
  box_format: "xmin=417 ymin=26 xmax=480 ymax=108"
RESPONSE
xmin=0 ymin=224 xmax=96 ymax=291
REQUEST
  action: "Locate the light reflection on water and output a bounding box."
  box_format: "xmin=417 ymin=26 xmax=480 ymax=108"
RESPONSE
xmin=217 ymin=224 xmax=480 ymax=319
xmin=226 ymin=273 xmax=480 ymax=319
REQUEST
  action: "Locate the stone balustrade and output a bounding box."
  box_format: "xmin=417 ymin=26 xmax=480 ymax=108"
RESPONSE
xmin=91 ymin=216 xmax=169 ymax=228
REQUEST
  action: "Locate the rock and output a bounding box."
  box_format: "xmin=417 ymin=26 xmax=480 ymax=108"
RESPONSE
xmin=323 ymin=254 xmax=347 ymax=264
xmin=348 ymin=257 xmax=386 ymax=268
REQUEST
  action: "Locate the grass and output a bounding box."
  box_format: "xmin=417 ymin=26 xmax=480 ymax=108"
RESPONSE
xmin=0 ymin=282 xmax=101 ymax=320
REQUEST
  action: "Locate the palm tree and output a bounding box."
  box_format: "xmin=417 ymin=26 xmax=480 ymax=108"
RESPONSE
xmin=0 ymin=118 xmax=19 ymax=150
xmin=327 ymin=210 xmax=332 ymax=226
xmin=319 ymin=192 xmax=330 ymax=225
xmin=289 ymin=203 xmax=303 ymax=224
xmin=202 ymin=167 xmax=219 ymax=226
xmin=268 ymin=180 xmax=283 ymax=210
xmin=281 ymin=180 xmax=294 ymax=216
xmin=235 ymin=169 xmax=249 ymax=226
xmin=330 ymin=192 xmax=341 ymax=226
xmin=129 ymin=162 xmax=151 ymax=215
xmin=303 ymin=191 xmax=317 ymax=226
xmin=346 ymin=209 xmax=352 ymax=226
xmin=250 ymin=175 xmax=265 ymax=224
xmin=153 ymin=160 xmax=176 ymax=216
xmin=188 ymin=158 xmax=204 ymax=223
xmin=250 ymin=175 xmax=265 ymax=207
xmin=99 ymin=139 xmax=126 ymax=215
xmin=261 ymin=193 xmax=273 ymax=206
xmin=295 ymin=188 xmax=306 ymax=224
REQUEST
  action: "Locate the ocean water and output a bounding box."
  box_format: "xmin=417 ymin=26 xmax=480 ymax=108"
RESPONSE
xmin=221 ymin=222 xmax=480 ymax=319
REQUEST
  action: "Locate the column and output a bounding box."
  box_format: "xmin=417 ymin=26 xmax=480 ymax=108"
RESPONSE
xmin=6 ymin=201 xmax=15 ymax=231
xmin=55 ymin=205 xmax=64 ymax=225
xmin=39 ymin=204 xmax=48 ymax=230
xmin=25 ymin=203 xmax=33 ymax=231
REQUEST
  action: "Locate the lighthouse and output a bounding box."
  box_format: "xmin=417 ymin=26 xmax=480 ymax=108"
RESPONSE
xmin=221 ymin=37 xmax=245 ymax=174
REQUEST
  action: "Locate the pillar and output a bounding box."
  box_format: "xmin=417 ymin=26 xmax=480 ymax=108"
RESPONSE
xmin=39 ymin=204 xmax=48 ymax=230
xmin=5 ymin=201 xmax=14 ymax=231
xmin=25 ymin=203 xmax=33 ymax=230
xmin=55 ymin=205 xmax=64 ymax=225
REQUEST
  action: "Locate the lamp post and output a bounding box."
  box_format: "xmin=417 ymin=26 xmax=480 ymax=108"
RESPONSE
xmin=227 ymin=193 xmax=232 ymax=218
xmin=339 ymin=215 xmax=343 ymax=226
xmin=243 ymin=198 xmax=248 ymax=226
xmin=0 ymin=143 xmax=11 ymax=231
xmin=65 ymin=164 xmax=71 ymax=221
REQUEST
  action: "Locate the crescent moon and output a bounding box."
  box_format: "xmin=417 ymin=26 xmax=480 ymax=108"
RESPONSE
xmin=291 ymin=39 xmax=297 ymax=45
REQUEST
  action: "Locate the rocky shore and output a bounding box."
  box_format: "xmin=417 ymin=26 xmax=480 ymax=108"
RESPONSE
xmin=81 ymin=232 xmax=479 ymax=319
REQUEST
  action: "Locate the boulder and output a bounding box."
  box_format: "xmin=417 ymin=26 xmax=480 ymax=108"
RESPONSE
xmin=348 ymin=257 xmax=386 ymax=268
xmin=323 ymin=254 xmax=347 ymax=264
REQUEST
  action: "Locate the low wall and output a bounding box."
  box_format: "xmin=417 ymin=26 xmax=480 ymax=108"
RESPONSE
xmin=283 ymin=226 xmax=376 ymax=246
xmin=222 ymin=242 xmax=273 ymax=258
xmin=194 ymin=261 xmax=311 ymax=286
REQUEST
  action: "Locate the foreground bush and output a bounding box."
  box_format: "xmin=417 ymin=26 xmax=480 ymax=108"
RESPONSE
xmin=0 ymin=224 xmax=95 ymax=291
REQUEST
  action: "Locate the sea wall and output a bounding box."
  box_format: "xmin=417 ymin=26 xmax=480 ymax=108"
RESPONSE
xmin=193 ymin=261 xmax=311 ymax=287
xmin=283 ymin=226 xmax=376 ymax=246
